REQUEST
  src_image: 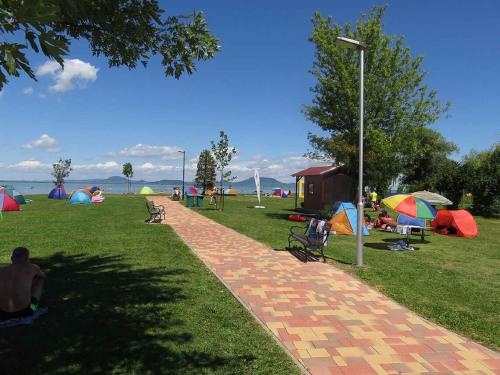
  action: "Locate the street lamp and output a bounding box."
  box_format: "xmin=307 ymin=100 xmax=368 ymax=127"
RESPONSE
xmin=178 ymin=150 xmax=186 ymax=200
xmin=336 ymin=36 xmax=365 ymax=267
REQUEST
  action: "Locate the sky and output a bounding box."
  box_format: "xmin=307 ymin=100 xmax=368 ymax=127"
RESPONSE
xmin=1 ymin=0 xmax=499 ymax=182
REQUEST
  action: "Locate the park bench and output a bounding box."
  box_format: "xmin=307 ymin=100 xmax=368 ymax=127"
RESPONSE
xmin=288 ymin=218 xmax=332 ymax=262
xmin=146 ymin=200 xmax=166 ymax=223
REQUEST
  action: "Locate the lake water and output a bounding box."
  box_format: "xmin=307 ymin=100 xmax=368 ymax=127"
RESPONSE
xmin=0 ymin=181 xmax=294 ymax=195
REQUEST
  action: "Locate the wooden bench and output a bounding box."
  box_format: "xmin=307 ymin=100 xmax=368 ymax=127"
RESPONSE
xmin=288 ymin=218 xmax=332 ymax=262
xmin=146 ymin=201 xmax=166 ymax=223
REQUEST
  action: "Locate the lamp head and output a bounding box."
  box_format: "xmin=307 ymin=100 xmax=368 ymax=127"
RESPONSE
xmin=336 ymin=36 xmax=364 ymax=50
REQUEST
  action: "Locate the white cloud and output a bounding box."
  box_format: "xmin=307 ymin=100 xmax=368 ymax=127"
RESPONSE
xmin=138 ymin=162 xmax=176 ymax=172
xmin=22 ymin=87 xmax=34 ymax=95
xmin=73 ymin=161 xmax=120 ymax=171
xmin=36 ymin=59 xmax=98 ymax=92
xmin=108 ymin=144 xmax=184 ymax=160
xmin=23 ymin=134 xmax=59 ymax=152
xmin=0 ymin=89 xmax=4 ymax=97
xmin=9 ymin=159 xmax=51 ymax=169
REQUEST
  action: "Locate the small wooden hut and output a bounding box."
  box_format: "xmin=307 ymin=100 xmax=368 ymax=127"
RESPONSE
xmin=292 ymin=166 xmax=355 ymax=211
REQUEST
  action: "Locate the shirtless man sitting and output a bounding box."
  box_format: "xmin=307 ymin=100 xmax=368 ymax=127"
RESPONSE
xmin=0 ymin=247 xmax=46 ymax=321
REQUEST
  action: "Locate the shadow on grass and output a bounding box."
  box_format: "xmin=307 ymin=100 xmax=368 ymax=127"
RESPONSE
xmin=0 ymin=253 xmax=251 ymax=375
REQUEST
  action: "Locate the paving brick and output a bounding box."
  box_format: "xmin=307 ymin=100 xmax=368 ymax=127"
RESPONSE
xmin=150 ymin=197 xmax=500 ymax=375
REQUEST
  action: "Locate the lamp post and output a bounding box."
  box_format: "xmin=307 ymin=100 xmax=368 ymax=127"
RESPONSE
xmin=178 ymin=150 xmax=186 ymax=200
xmin=336 ymin=36 xmax=365 ymax=267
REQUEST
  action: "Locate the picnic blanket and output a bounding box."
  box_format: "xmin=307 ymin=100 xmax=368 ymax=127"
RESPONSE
xmin=388 ymin=240 xmax=415 ymax=251
xmin=0 ymin=307 xmax=48 ymax=329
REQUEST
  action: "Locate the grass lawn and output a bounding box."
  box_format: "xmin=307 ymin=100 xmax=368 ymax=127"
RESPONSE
xmin=194 ymin=195 xmax=500 ymax=351
xmin=0 ymin=195 xmax=300 ymax=375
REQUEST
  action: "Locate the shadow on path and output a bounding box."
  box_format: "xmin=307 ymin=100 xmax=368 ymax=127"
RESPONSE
xmin=0 ymin=253 xmax=250 ymax=375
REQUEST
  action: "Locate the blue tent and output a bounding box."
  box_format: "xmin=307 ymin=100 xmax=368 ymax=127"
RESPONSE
xmin=48 ymin=185 xmax=67 ymax=199
xmin=70 ymin=191 xmax=91 ymax=205
xmin=330 ymin=202 xmax=369 ymax=235
xmin=397 ymin=213 xmax=425 ymax=227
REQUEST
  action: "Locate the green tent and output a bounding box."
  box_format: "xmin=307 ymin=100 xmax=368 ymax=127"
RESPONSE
xmin=13 ymin=190 xmax=27 ymax=204
xmin=138 ymin=186 xmax=156 ymax=195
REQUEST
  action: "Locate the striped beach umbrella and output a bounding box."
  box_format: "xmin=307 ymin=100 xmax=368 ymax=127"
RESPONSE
xmin=382 ymin=194 xmax=436 ymax=220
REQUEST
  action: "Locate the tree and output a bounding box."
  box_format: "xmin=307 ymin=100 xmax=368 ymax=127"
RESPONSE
xmin=122 ymin=162 xmax=133 ymax=194
xmin=305 ymin=5 xmax=449 ymax=192
xmin=210 ymin=131 xmax=237 ymax=210
xmin=0 ymin=0 xmax=219 ymax=89
xmin=433 ymin=159 xmax=465 ymax=210
xmin=195 ymin=150 xmax=216 ymax=194
xmin=52 ymin=158 xmax=72 ymax=186
xmin=401 ymin=128 xmax=458 ymax=192
xmin=462 ymin=144 xmax=500 ymax=217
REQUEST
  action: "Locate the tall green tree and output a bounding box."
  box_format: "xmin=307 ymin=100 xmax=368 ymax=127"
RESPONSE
xmin=195 ymin=149 xmax=216 ymax=194
xmin=0 ymin=0 xmax=219 ymax=89
xmin=401 ymin=128 xmax=458 ymax=191
xmin=211 ymin=131 xmax=237 ymax=210
xmin=52 ymin=158 xmax=72 ymax=186
xmin=462 ymin=144 xmax=500 ymax=217
xmin=305 ymin=5 xmax=449 ymax=192
xmin=122 ymin=162 xmax=133 ymax=194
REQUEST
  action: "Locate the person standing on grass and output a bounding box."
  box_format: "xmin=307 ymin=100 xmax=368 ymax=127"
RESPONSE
xmin=370 ymin=190 xmax=378 ymax=208
xmin=0 ymin=247 xmax=46 ymax=321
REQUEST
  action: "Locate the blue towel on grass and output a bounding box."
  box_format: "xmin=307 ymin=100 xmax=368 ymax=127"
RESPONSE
xmin=388 ymin=240 xmax=414 ymax=251
xmin=0 ymin=307 xmax=48 ymax=328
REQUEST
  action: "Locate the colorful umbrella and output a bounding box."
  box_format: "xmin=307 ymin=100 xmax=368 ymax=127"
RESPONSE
xmin=382 ymin=194 xmax=436 ymax=219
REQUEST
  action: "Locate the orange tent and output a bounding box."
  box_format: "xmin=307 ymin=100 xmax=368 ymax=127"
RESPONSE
xmin=431 ymin=210 xmax=478 ymax=238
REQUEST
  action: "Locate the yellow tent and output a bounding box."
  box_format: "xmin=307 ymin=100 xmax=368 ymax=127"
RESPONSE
xmin=298 ymin=178 xmax=304 ymax=199
xmin=226 ymin=188 xmax=238 ymax=196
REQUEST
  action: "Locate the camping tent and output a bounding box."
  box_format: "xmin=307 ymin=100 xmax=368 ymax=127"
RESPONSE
xmin=226 ymin=188 xmax=238 ymax=196
xmin=92 ymin=194 xmax=104 ymax=204
xmin=431 ymin=210 xmax=478 ymax=238
xmin=397 ymin=213 xmax=425 ymax=227
xmin=280 ymin=191 xmax=288 ymax=198
xmin=0 ymin=185 xmax=15 ymax=197
xmin=84 ymin=185 xmax=100 ymax=194
xmin=70 ymin=191 xmax=91 ymax=205
xmin=0 ymin=191 xmax=20 ymax=212
xmin=48 ymin=185 xmax=67 ymax=199
xmin=138 ymin=186 xmax=156 ymax=195
xmin=12 ymin=190 xmax=27 ymax=204
xmin=329 ymin=202 xmax=369 ymax=235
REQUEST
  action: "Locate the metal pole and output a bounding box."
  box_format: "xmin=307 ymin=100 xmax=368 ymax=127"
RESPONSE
xmin=295 ymin=177 xmax=298 ymax=210
xmin=356 ymin=47 xmax=364 ymax=267
xmin=181 ymin=151 xmax=186 ymax=201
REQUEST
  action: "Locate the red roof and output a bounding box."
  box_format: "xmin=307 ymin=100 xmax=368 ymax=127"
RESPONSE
xmin=292 ymin=165 xmax=339 ymax=177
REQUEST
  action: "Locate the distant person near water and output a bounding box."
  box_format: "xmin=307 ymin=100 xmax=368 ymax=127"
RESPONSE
xmin=0 ymin=247 xmax=46 ymax=321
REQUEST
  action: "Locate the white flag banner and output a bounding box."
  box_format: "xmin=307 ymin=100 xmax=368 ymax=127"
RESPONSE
xmin=254 ymin=168 xmax=261 ymax=205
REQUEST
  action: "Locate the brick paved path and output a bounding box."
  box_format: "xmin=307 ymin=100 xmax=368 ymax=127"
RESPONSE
xmin=150 ymin=197 xmax=499 ymax=374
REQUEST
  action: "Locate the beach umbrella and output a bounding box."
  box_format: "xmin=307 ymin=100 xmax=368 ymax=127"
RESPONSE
xmin=186 ymin=186 xmax=198 ymax=195
xmin=382 ymin=194 xmax=436 ymax=220
xmin=411 ymin=191 xmax=452 ymax=206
